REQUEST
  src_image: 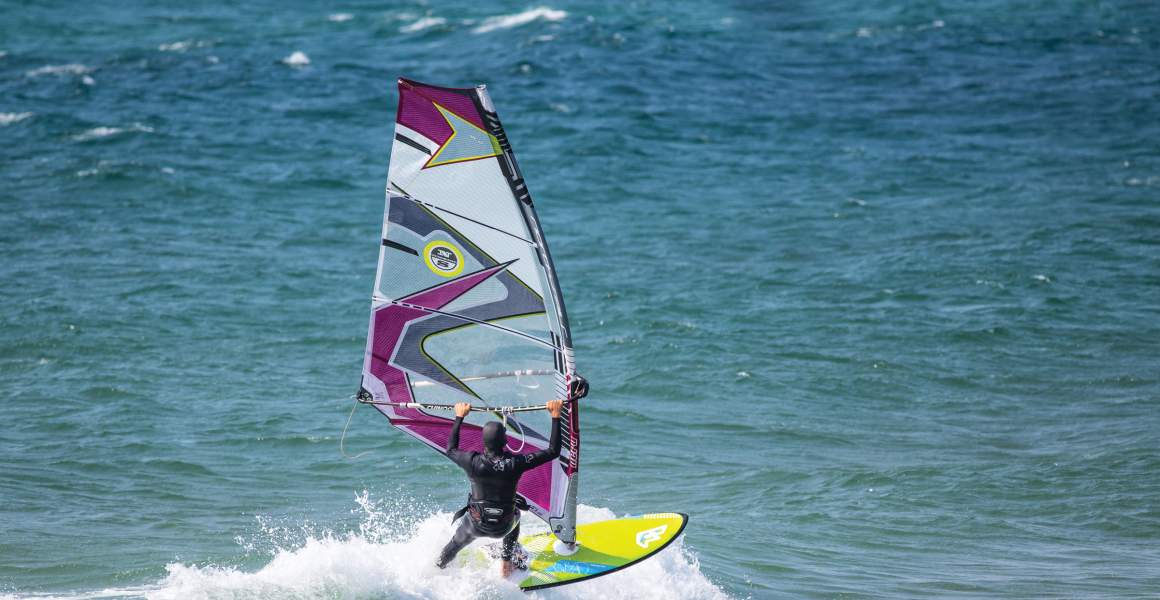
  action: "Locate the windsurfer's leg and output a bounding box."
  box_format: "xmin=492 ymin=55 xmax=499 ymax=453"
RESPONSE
xmin=436 ymin=517 xmax=477 ymax=569
xmin=499 ymin=520 xmax=521 ymax=577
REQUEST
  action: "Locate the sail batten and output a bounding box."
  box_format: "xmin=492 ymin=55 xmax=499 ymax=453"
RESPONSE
xmin=381 ymin=300 xmax=559 ymax=350
xmin=395 ymin=193 xmax=539 ymax=246
xmin=362 ymin=78 xmax=578 ymax=543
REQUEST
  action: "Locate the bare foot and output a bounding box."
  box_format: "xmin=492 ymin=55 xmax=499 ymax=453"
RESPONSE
xmin=501 ymin=560 xmax=515 ymax=578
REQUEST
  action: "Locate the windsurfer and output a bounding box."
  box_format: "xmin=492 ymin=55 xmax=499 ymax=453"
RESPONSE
xmin=436 ymin=398 xmax=564 ymax=576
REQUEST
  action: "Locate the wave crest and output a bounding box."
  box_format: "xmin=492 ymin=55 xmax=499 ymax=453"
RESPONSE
xmin=25 ymin=63 xmax=93 ymax=77
xmin=0 ymin=112 xmax=32 ymax=126
xmin=472 ymin=7 xmax=566 ymax=35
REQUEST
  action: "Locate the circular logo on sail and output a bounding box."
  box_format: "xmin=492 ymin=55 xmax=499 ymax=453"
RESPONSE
xmin=423 ymin=240 xmax=464 ymax=277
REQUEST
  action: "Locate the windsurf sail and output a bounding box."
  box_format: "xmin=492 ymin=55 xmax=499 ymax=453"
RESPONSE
xmin=358 ymin=78 xmax=580 ymax=543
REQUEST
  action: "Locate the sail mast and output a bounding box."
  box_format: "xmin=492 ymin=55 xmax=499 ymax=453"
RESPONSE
xmin=471 ymin=84 xmax=579 ymax=544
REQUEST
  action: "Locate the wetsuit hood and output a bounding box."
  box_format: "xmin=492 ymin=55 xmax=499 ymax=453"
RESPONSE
xmin=482 ymin=421 xmax=507 ymax=454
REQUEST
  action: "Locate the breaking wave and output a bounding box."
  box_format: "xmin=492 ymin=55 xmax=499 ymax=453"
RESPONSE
xmin=25 ymin=63 xmax=93 ymax=77
xmin=401 ymin=16 xmax=448 ymax=34
xmin=0 ymin=497 xmax=727 ymax=600
xmin=281 ymin=51 xmax=310 ymax=67
xmin=71 ymin=124 xmax=153 ymax=141
xmin=0 ymin=112 xmax=32 ymax=126
xmin=158 ymin=40 xmax=193 ymax=52
xmin=472 ymin=7 xmax=566 ymax=34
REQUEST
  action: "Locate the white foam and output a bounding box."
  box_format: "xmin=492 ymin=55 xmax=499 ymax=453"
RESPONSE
xmin=25 ymin=63 xmax=93 ymax=77
xmin=472 ymin=7 xmax=566 ymax=34
xmin=73 ymin=127 xmax=123 ymax=140
xmin=72 ymin=123 xmax=153 ymax=141
xmin=158 ymin=40 xmax=192 ymax=52
xmin=281 ymin=51 xmax=310 ymax=67
xmin=0 ymin=112 xmax=32 ymax=125
xmin=147 ymin=500 xmax=725 ymax=600
xmin=0 ymin=587 xmax=155 ymax=600
xmin=401 ymin=16 xmax=447 ymax=33
xmin=328 ymin=13 xmax=354 ymax=22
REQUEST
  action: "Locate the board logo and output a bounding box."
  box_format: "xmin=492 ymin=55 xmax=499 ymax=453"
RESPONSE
xmin=635 ymin=524 xmax=667 ymax=549
xmin=423 ymin=241 xmax=464 ymax=277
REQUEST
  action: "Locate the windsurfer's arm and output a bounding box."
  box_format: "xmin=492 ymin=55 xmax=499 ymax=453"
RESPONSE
xmin=519 ymin=400 xmax=564 ymax=472
xmin=446 ymin=402 xmax=473 ymax=469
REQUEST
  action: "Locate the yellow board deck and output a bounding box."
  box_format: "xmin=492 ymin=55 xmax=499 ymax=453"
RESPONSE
xmin=512 ymin=512 xmax=689 ymax=591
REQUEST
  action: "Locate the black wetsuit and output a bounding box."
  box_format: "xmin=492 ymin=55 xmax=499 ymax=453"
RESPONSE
xmin=436 ymin=415 xmax=561 ymax=568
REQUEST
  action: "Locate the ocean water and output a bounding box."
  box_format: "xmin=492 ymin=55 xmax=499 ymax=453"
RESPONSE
xmin=2 ymin=1 xmax=1159 ymax=598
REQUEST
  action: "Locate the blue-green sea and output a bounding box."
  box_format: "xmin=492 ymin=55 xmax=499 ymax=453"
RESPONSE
xmin=3 ymin=1 xmax=1159 ymax=598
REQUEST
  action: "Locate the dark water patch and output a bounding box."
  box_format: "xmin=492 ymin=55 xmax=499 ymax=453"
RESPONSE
xmin=138 ymin=459 xmax=217 ymax=477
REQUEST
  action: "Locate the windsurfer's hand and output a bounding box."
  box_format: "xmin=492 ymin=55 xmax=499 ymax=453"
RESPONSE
xmin=454 ymin=402 xmax=471 ymax=418
xmin=546 ymin=399 xmax=563 ymax=418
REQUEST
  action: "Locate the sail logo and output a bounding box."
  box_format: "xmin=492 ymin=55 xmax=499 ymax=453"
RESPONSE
xmin=635 ymin=525 xmax=667 ymax=549
xmin=423 ymin=241 xmax=464 ymax=277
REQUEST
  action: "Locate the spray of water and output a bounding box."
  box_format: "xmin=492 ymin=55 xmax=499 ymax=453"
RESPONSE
xmin=3 ymin=493 xmax=730 ymax=600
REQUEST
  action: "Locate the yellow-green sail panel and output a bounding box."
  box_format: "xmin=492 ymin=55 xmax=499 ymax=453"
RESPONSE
xmin=517 ymin=513 xmax=689 ymax=591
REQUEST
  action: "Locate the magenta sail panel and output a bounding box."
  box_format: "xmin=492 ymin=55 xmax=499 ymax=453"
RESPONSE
xmin=397 ymin=78 xmax=488 ymax=141
xmin=361 ymin=78 xmax=580 ymax=542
